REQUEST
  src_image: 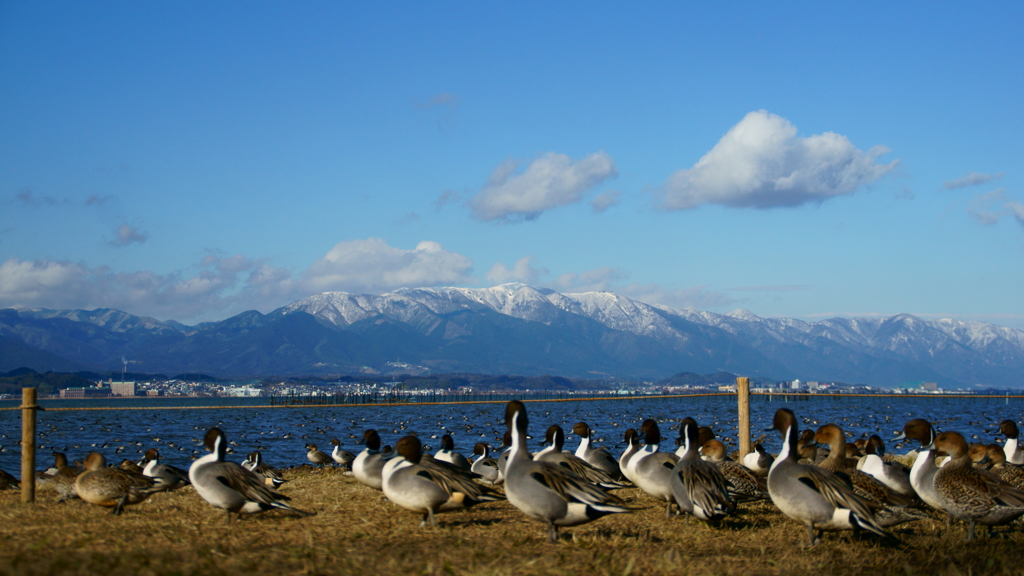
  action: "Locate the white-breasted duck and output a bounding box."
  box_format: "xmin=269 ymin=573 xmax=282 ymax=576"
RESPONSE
xmin=330 ymin=439 xmax=356 ymax=469
xmin=857 ymin=435 xmax=914 ymax=498
xmin=767 ymin=409 xmax=890 ymax=546
xmin=190 ymin=428 xmax=312 ymax=522
xmin=503 ymin=401 xmax=631 ymax=543
xmin=433 ymin=434 xmax=472 ymax=471
xmin=535 ymin=425 xmax=624 ymax=489
xmin=999 ymin=420 xmax=1024 ymax=465
xmin=571 ymin=422 xmax=623 ymax=481
xmin=895 ymin=418 xmax=948 ymax=514
xmin=471 ymin=443 xmax=501 ymax=485
xmin=141 ymin=448 xmax=190 ymax=492
xmin=353 ymin=429 xmax=392 ymax=490
xmin=382 ymin=435 xmax=502 ymax=527
xmin=618 ymin=429 xmax=640 ymax=483
xmin=242 ymin=451 xmax=287 ymax=488
xmin=627 ymin=419 xmax=680 ymax=517
xmin=741 ymin=443 xmax=774 ymax=477
xmin=670 ymin=418 xmax=735 ymax=523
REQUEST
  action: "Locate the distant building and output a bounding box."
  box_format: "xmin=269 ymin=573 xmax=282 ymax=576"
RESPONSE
xmin=111 ymin=381 xmax=136 ymax=397
xmin=807 ymin=381 xmax=820 ymax=391
xmin=61 ymin=387 xmax=111 ymax=398
xmin=790 ymin=379 xmax=803 ymax=390
xmin=921 ymin=382 xmax=938 ymax=391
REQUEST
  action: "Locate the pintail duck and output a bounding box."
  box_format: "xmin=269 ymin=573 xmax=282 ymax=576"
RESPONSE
xmin=433 ymin=434 xmax=472 ymax=471
xmin=471 ymin=443 xmax=502 ymax=485
xmin=571 ymin=422 xmax=623 ymax=481
xmin=741 ymin=443 xmax=774 ymax=477
xmin=503 ymin=401 xmax=631 ymax=543
xmin=701 ymin=439 xmax=768 ymax=501
xmin=38 ymin=452 xmax=80 ymax=502
xmin=330 ymin=439 xmax=355 ymax=469
xmin=141 ymin=448 xmax=190 ymax=492
xmin=382 ymin=435 xmax=502 ymax=527
xmin=895 ymin=418 xmax=947 ymax=513
xmin=190 ymin=428 xmax=312 ymax=522
xmin=121 ymin=459 xmax=144 ymax=474
xmin=535 ymin=425 xmax=624 ymax=489
xmin=0 ymin=468 xmax=19 ymax=490
xmin=932 ymin=431 xmax=1024 ymax=540
xmin=242 ymin=451 xmax=287 ymax=488
xmin=306 ymin=444 xmax=332 ymax=469
xmin=767 ymin=409 xmax=889 ymax=546
xmin=857 ymin=435 xmax=914 ymax=498
xmin=618 ymin=429 xmax=640 ymax=483
xmin=75 ymin=452 xmax=158 ymax=515
xmin=670 ymin=418 xmax=735 ymax=523
xmin=627 ymin=419 xmax=680 ymax=517
xmin=796 ymin=430 xmax=826 ymax=464
xmin=353 ymin=429 xmax=392 ymax=490
xmin=973 ymin=444 xmax=1024 ymax=490
xmin=999 ymin=420 xmax=1024 ymax=465
xmin=814 ymin=423 xmax=925 ymax=527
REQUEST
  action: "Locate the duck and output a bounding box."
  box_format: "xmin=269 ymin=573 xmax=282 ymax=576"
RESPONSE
xmin=534 ymin=425 xmax=624 ymax=489
xmin=741 ymin=443 xmax=774 ymax=477
xmin=571 ymin=422 xmax=623 ymax=480
xmin=329 ymin=439 xmax=355 ymax=469
xmin=352 ymin=429 xmax=392 ymax=490
xmin=502 ymin=401 xmax=631 ymax=543
xmin=895 ymin=418 xmax=948 ymax=513
xmin=976 ymin=444 xmax=1024 ymax=490
xmin=670 ymin=418 xmax=735 ymax=523
xmin=999 ymin=420 xmax=1024 ymax=465
xmin=190 ymin=428 xmax=312 ymax=522
xmin=932 ymin=431 xmax=1024 ymax=540
xmin=120 ymin=459 xmax=144 ymax=474
xmin=857 ymin=435 xmax=913 ymax=497
xmin=433 ymin=434 xmax=472 ymax=471
xmin=700 ymin=439 xmax=768 ymax=502
xmin=241 ymin=451 xmax=287 ymax=488
xmin=618 ymin=429 xmax=640 ymax=483
xmin=38 ymin=452 xmax=80 ymax=502
xmin=471 ymin=443 xmax=502 ymax=485
xmin=305 ymin=444 xmax=332 ymax=469
xmin=140 ymin=448 xmax=190 ymax=492
xmin=627 ymin=419 xmax=680 ymax=517
xmin=767 ymin=409 xmax=889 ymax=546
xmin=381 ymin=435 xmax=502 ymax=527
xmin=75 ymin=452 xmax=158 ymax=515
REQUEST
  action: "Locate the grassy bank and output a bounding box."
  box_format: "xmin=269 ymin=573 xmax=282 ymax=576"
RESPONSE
xmin=0 ymin=467 xmax=1020 ymax=576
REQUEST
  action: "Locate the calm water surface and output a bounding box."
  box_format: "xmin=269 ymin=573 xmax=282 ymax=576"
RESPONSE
xmin=2 ymin=395 xmax=1023 ymax=473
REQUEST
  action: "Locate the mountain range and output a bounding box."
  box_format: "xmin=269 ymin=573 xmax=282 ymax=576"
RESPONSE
xmin=2 ymin=283 xmax=1023 ymax=387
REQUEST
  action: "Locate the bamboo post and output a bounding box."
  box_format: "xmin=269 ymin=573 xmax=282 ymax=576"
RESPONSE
xmin=737 ymin=377 xmax=751 ymax=459
xmin=21 ymin=388 xmax=38 ymax=504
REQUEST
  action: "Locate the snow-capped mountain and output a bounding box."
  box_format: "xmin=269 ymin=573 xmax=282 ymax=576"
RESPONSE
xmin=3 ymin=283 xmax=1024 ymax=386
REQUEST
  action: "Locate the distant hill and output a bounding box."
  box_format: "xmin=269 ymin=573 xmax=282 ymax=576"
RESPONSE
xmin=2 ymin=283 xmax=1024 ymax=387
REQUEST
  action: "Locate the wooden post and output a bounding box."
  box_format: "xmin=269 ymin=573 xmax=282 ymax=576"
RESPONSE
xmin=21 ymin=388 xmax=38 ymax=504
xmin=737 ymin=377 xmax=751 ymax=459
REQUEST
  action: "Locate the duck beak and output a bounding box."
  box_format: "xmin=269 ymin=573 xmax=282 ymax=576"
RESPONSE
xmin=893 ymin=432 xmax=906 ymax=441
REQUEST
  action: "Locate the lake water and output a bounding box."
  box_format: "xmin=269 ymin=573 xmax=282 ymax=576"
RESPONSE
xmin=2 ymin=394 xmax=1023 ymax=474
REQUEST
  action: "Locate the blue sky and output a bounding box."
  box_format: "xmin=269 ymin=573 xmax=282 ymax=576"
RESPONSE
xmin=2 ymin=3 xmax=1023 ymax=329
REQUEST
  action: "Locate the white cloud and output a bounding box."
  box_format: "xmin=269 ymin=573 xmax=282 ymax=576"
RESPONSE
xmin=590 ymin=190 xmax=622 ymax=213
xmin=942 ymin=171 xmax=1005 ymax=190
xmin=554 ymin=267 xmax=627 ymax=293
xmin=111 ymin=223 xmax=149 ymax=247
xmin=0 ymin=238 xmax=476 ymax=323
xmin=1007 ymin=201 xmax=1024 ymax=226
xmin=486 ymin=257 xmax=548 ymax=285
xmin=302 ymin=238 xmax=474 ymax=294
xmin=658 ymin=110 xmax=898 ymax=210
xmin=469 ymin=152 xmax=618 ymax=221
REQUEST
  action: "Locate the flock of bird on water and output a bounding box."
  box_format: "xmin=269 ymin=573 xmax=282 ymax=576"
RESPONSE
xmin=4 ymin=401 xmax=1024 ymax=547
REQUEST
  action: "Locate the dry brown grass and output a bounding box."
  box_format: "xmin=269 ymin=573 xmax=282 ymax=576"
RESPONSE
xmin=1 ymin=467 xmax=1021 ymax=576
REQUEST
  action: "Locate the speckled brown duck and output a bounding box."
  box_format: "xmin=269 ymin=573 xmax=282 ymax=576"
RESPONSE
xmin=75 ymin=452 xmax=158 ymax=515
